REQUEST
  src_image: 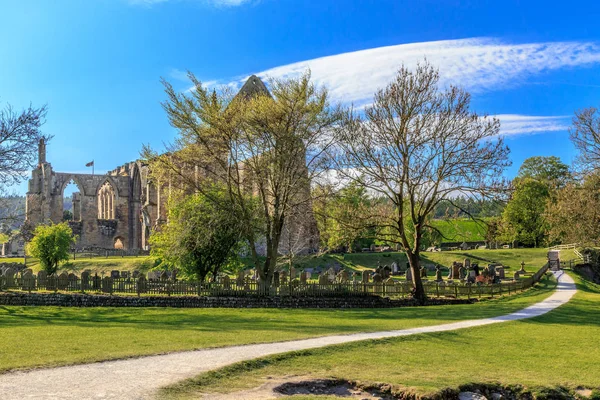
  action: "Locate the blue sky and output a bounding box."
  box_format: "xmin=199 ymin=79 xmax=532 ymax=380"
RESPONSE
xmin=2 ymin=0 xmax=600 ymax=196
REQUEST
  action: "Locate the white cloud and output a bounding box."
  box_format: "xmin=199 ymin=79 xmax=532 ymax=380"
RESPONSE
xmin=128 ymin=0 xmax=251 ymax=7
xmin=496 ymin=114 xmax=570 ymax=136
xmin=239 ymin=38 xmax=600 ymax=108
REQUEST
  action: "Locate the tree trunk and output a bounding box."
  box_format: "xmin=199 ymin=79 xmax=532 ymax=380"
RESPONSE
xmin=407 ymin=251 xmax=426 ymax=304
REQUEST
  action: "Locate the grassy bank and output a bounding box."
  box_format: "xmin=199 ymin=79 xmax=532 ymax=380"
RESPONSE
xmin=0 ymin=276 xmax=557 ymax=373
xmin=159 ymin=272 xmax=599 ymax=398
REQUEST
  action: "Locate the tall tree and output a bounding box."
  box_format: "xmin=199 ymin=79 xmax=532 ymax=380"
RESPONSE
xmin=148 ymin=72 xmax=342 ymax=287
xmin=149 ymin=187 xmax=243 ymax=282
xmin=26 ymin=223 xmax=76 ymax=275
xmin=334 ymin=62 xmax=510 ymax=303
xmin=571 ymin=106 xmax=600 ymax=172
xmin=501 ymin=178 xmax=549 ymax=248
xmin=517 ymin=156 xmax=571 ymax=189
xmin=546 ymin=173 xmax=600 ymax=245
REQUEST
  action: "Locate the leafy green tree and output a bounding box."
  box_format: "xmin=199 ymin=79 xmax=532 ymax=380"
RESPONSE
xmin=149 ymin=188 xmax=244 ymax=282
xmin=502 ymin=178 xmax=549 ymax=247
xmin=546 ymin=172 xmax=600 ymax=245
xmin=517 ymin=156 xmax=571 ymax=189
xmin=150 ymin=72 xmax=342 ymax=286
xmin=318 ymin=182 xmax=374 ymax=252
xmin=26 ymin=223 xmax=76 ymax=274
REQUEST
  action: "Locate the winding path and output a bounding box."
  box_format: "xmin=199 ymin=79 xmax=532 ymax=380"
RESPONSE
xmin=0 ymin=272 xmax=576 ymax=400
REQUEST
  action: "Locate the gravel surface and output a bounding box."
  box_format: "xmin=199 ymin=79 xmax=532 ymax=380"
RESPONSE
xmin=0 ymin=272 xmax=575 ymax=400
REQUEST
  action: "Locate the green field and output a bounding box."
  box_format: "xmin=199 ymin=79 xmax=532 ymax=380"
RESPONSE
xmin=430 ymin=218 xmax=488 ymax=243
xmin=0 ymin=276 xmax=557 ymax=373
xmin=9 ymin=256 xmax=156 ymax=275
xmin=159 ymin=272 xmax=600 ymax=399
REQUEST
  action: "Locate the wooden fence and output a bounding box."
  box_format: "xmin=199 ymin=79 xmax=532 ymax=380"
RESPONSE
xmin=0 ymin=264 xmax=551 ymax=300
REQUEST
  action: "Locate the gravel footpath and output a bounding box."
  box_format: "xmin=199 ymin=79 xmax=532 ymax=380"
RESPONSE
xmin=0 ymin=271 xmax=576 ymax=400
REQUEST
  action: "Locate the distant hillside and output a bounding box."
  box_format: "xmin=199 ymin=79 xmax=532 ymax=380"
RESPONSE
xmin=430 ymin=218 xmax=488 ymax=243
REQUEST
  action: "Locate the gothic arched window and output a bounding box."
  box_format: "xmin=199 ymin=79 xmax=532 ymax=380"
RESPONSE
xmin=97 ymin=181 xmax=116 ymax=219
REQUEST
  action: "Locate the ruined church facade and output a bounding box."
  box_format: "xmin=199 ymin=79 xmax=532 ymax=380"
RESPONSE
xmin=26 ymin=139 xmax=162 ymax=250
xmin=25 ymin=76 xmax=320 ymax=254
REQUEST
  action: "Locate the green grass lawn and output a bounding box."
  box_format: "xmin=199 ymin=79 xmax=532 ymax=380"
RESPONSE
xmin=430 ymin=218 xmax=488 ymax=243
xmin=9 ymin=256 xmax=156 ymax=275
xmin=159 ymin=271 xmax=600 ymax=398
xmin=0 ymin=276 xmax=557 ymax=373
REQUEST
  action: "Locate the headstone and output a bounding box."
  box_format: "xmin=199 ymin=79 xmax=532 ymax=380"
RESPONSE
xmin=290 ymin=266 xmax=296 ymax=280
xmin=299 ymin=270 xmax=307 ymax=284
xmin=513 ymin=271 xmax=520 ymax=280
xmin=496 ymin=266 xmax=505 ymax=279
xmin=237 ymin=270 xmax=246 ymax=286
xmin=327 ymin=267 xmax=336 ymax=281
xmin=318 ymin=273 xmax=329 ymax=285
xmin=273 ymin=271 xmax=280 ymax=287
xmin=132 ymin=270 xmax=140 ymax=279
xmin=372 ymin=273 xmax=383 ymax=283
xmin=362 ymin=269 xmax=370 ymax=283
xmin=472 ymin=263 xmax=480 ymax=276
xmin=519 ymin=261 xmax=526 ymax=274
xmin=221 ymin=275 xmax=231 ymax=288
xmin=459 ymin=266 xmax=466 ymax=280
xmin=3 ymin=268 xmax=15 ymax=287
xmin=382 ymin=265 xmax=391 ymax=279
xmin=338 ymin=269 xmax=349 ymax=283
xmin=420 ymin=266 xmax=427 ymax=278
xmin=160 ymin=271 xmax=168 ymax=281
xmin=37 ymin=270 xmax=48 ymax=287
xmin=391 ymin=261 xmax=399 ymax=275
xmin=101 ymin=276 xmax=112 ymax=293
xmin=58 ymin=272 xmax=69 ymax=290
xmin=81 ymin=270 xmax=90 ymax=290
xmin=406 ymin=266 xmax=412 ymax=282
xmin=120 ymin=271 xmax=129 ymax=278
xmin=137 ymin=275 xmax=147 ymax=293
xmin=451 ymin=262 xmax=461 ymax=279
xmin=111 ymin=270 xmax=120 ymax=279
xmin=464 ymin=258 xmax=471 ymax=269
xmin=488 ymin=264 xmax=496 ymax=278
xmin=435 ymin=266 xmax=442 ymax=282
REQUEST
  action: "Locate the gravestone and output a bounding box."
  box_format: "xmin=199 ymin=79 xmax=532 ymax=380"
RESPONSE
xmin=237 ymin=270 xmax=246 ymax=286
xmin=338 ymin=269 xmax=349 ymax=283
xmin=496 ymin=266 xmax=505 ymax=279
xmin=382 ymin=265 xmax=391 ymax=279
xmin=290 ymin=266 xmax=296 ymax=280
xmin=513 ymin=271 xmax=520 ymax=280
xmin=58 ymin=272 xmax=69 ymax=290
xmin=464 ymin=258 xmax=471 ymax=269
xmin=362 ymin=270 xmax=370 ymax=283
xmin=120 ymin=271 xmax=129 ymax=278
xmin=21 ymin=269 xmax=34 ymax=291
xmin=93 ymin=274 xmax=101 ymax=290
xmin=81 ymin=270 xmax=90 ymax=290
xmin=110 ymin=270 xmax=120 ymax=279
xmin=37 ymin=270 xmax=48 ymax=287
xmin=160 ymin=271 xmax=168 ymax=281
xmin=221 ymin=275 xmax=231 ymax=289
xmin=372 ymin=273 xmax=383 ymax=283
xmin=406 ymin=266 xmax=412 ymax=282
xmin=101 ymin=276 xmax=112 ymax=293
xmin=318 ymin=273 xmax=329 ymax=285
xmin=435 ymin=266 xmax=443 ymax=282
xmin=391 ymin=261 xmax=399 ymax=275
xmin=132 ymin=270 xmax=140 ymax=279
xmin=3 ymin=268 xmax=15 ymax=287
xmin=299 ymin=270 xmax=307 ymax=284
xmin=420 ymin=266 xmax=427 ymax=278
xmin=327 ymin=267 xmax=336 ymax=282
xmin=273 ymin=271 xmax=280 ymax=287
xmin=459 ymin=266 xmax=466 ymax=280
xmin=137 ymin=275 xmax=147 ymax=293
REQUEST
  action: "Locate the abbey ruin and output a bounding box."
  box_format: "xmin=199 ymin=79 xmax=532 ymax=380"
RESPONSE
xmin=24 ymin=76 xmax=320 ymax=253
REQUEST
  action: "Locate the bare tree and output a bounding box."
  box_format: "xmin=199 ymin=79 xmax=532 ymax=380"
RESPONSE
xmin=571 ymin=107 xmax=600 ymax=173
xmin=334 ymin=62 xmax=510 ymax=303
xmin=146 ymin=72 xmax=342 ymax=287
xmin=0 ymin=103 xmax=49 ymax=223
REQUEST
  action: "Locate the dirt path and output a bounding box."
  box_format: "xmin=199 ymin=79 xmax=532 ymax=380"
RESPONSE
xmin=0 ymin=272 xmax=576 ymax=400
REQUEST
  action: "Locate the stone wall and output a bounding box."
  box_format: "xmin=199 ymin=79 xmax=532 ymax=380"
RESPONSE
xmin=0 ymin=292 xmax=475 ymax=308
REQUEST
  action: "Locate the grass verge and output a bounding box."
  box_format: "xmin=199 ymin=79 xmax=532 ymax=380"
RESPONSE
xmin=0 ymin=275 xmax=557 ymax=373
xmin=159 ymin=273 xmax=600 ymax=398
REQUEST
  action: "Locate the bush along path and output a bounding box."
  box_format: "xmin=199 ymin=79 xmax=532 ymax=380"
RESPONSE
xmin=0 ymin=272 xmax=576 ymax=400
